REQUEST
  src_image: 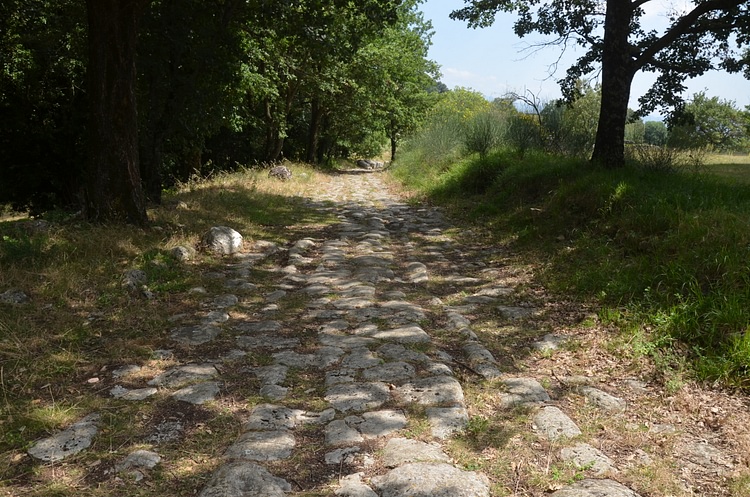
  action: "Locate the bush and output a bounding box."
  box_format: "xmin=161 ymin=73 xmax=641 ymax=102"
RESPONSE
xmin=463 ymin=111 xmax=504 ymax=158
xmin=627 ymin=144 xmax=707 ymax=173
xmin=505 ymin=114 xmax=541 ymax=158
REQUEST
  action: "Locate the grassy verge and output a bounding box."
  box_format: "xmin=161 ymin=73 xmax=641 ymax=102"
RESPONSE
xmin=392 ymin=149 xmax=750 ymax=389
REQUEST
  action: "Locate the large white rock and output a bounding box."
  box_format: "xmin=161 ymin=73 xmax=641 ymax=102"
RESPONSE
xmin=202 ymin=226 xmax=243 ymax=255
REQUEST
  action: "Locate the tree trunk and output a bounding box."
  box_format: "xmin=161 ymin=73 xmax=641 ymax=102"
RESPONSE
xmin=390 ymin=119 xmax=398 ymax=163
xmin=84 ymin=0 xmax=150 ymax=225
xmin=590 ymin=0 xmax=636 ymax=168
xmin=305 ymin=97 xmax=323 ymax=164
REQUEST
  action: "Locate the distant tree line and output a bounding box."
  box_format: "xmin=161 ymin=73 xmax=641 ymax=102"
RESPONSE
xmin=1 ymin=0 xmax=439 ymax=218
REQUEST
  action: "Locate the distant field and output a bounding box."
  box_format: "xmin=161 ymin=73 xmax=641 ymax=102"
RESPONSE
xmin=703 ymin=153 xmax=750 ymax=183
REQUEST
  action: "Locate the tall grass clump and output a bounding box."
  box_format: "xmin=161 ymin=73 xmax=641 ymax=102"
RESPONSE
xmin=464 ymin=111 xmax=505 ymax=159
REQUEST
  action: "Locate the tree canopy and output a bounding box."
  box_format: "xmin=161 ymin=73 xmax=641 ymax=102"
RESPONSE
xmin=0 ymin=0 xmax=439 ymax=221
xmin=451 ymin=0 xmax=750 ymax=167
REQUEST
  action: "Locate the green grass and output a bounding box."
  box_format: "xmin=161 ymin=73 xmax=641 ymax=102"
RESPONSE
xmin=703 ymin=153 xmax=750 ymax=183
xmin=392 ymin=147 xmax=750 ymax=389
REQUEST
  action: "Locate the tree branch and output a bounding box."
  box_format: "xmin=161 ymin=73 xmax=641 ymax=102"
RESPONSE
xmin=633 ymin=0 xmax=744 ymax=71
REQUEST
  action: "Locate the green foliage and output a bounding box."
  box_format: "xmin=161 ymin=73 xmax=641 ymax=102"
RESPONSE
xmin=0 ymin=232 xmax=50 ymax=267
xmin=451 ymin=1 xmax=750 ymax=167
xmin=463 ymin=111 xmax=504 ymax=158
xmin=0 ymin=0 xmax=87 ymax=213
xmin=505 ymin=113 xmax=541 ymax=158
xmin=540 ymin=83 xmax=600 ymax=157
xmin=395 ymin=142 xmax=750 ymax=388
xmin=644 ymin=121 xmax=668 ymax=146
xmin=668 ymin=91 xmax=749 ymax=153
xmin=0 ymin=0 xmax=436 ymax=216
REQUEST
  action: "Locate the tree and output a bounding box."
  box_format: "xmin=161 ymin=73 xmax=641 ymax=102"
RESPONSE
xmin=644 ymin=121 xmax=668 ymax=146
xmin=451 ymin=0 xmax=750 ymax=168
xmin=349 ymin=0 xmax=440 ymax=162
xmin=84 ymin=0 xmax=151 ymax=225
xmin=137 ymin=0 xmax=246 ymax=202
xmin=0 ymin=0 xmax=87 ymax=213
xmin=668 ymin=91 xmax=749 ymax=152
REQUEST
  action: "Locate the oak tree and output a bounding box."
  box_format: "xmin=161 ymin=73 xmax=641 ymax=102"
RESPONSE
xmin=451 ymin=0 xmax=750 ymax=167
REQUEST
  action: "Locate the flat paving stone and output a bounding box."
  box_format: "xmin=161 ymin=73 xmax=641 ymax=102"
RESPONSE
xmin=549 ymin=479 xmax=641 ymax=496
xmin=172 ymin=381 xmax=220 ymax=404
xmin=115 ymin=449 xmax=161 ymax=472
xmin=27 ymin=413 xmax=100 ymax=462
xmin=496 ymin=305 xmax=538 ymax=320
xmin=253 ymin=365 xmax=288 ymax=385
xmin=335 ymin=473 xmax=378 ymax=497
xmin=361 ymin=361 xmax=416 ymax=383
xmin=325 ymin=382 xmax=391 ymax=412
xmin=316 ymin=345 xmax=345 ymax=367
xmin=398 ymin=376 xmax=465 ymax=406
xmin=148 ymin=363 xmax=218 ymax=388
xmin=378 ymin=301 xmax=427 ymax=322
xmin=213 ymin=294 xmax=239 ymax=308
xmin=325 ymin=419 xmax=365 ymax=445
xmin=560 ymin=443 xmax=617 ymax=475
xmin=371 ymin=462 xmax=490 ymax=497
xmin=446 ymin=312 xmax=471 ymax=329
xmin=533 ymin=333 xmax=567 ymax=352
xmin=110 ymin=385 xmax=158 ymax=401
xmin=426 ymin=407 xmax=469 ymax=439
xmin=499 ymin=377 xmax=551 ymax=406
xmin=341 ymin=347 xmax=382 ymax=369
xmin=243 ymin=404 xmax=304 ymax=431
xmin=463 ymin=342 xmax=501 ymax=379
xmin=170 ymin=324 xmax=221 ymax=345
xmin=360 ymin=325 xmax=430 ymax=343
xmin=578 ymin=386 xmax=627 ymax=412
xmin=200 ymin=312 xmax=230 ymax=326
xmin=533 ymin=406 xmax=582 ymax=441
xmin=319 ymin=333 xmax=378 ymax=349
xmin=236 ymin=334 xmax=300 ymax=349
xmin=233 ymin=320 xmax=282 ymax=333
xmin=333 ymin=297 xmax=373 ymax=309
xmin=259 ymin=384 xmax=288 ymax=400
xmin=382 ymin=437 xmax=451 ymax=467
xmin=224 ymin=430 xmax=295 ymax=461
xmin=354 ymin=410 xmax=407 ymax=439
xmin=682 ymin=440 xmax=734 ymax=471
xmin=377 ymin=343 xmax=430 ymax=363
xmin=112 ymin=364 xmax=141 ymax=378
xmin=198 ymin=461 xmax=292 ymax=497
xmin=326 ymin=369 xmax=356 ymax=386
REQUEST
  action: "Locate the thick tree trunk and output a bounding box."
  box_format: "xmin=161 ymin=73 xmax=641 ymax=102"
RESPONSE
xmin=305 ymin=97 xmax=323 ymax=164
xmin=590 ymin=0 xmax=636 ymax=168
xmin=84 ymin=0 xmax=149 ymax=224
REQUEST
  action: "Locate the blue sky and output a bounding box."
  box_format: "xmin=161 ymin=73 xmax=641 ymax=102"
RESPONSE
xmin=419 ymin=0 xmax=750 ymax=118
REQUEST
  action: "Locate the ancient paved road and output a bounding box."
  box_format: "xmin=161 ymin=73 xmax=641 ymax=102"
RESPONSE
xmin=29 ymin=169 xmax=641 ymax=496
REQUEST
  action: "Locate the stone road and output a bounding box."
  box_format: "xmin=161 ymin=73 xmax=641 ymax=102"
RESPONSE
xmin=28 ymin=169 xmax=643 ymax=496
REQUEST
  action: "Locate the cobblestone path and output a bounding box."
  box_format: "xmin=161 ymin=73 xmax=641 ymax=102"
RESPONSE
xmin=29 ymin=169 xmax=645 ymax=496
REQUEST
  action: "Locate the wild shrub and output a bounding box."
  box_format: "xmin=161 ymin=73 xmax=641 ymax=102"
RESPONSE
xmin=463 ymin=111 xmax=504 ymax=158
xmin=628 ymin=144 xmax=708 ymax=173
xmin=505 ymin=114 xmax=541 ymax=158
